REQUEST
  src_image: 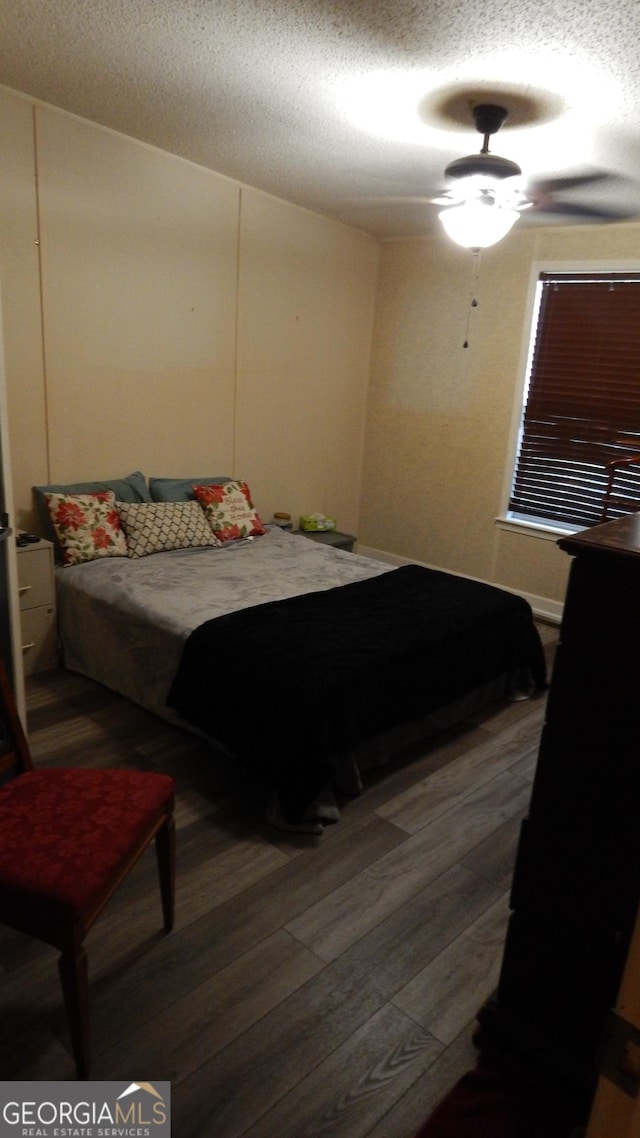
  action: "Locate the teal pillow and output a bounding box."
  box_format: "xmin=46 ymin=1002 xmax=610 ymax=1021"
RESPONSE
xmin=34 ymin=471 xmax=150 ymax=546
xmin=149 ymin=476 xmax=230 ymax=502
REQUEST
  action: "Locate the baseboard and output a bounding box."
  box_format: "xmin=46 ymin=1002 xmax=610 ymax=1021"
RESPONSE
xmin=356 ymin=545 xmax=563 ymax=625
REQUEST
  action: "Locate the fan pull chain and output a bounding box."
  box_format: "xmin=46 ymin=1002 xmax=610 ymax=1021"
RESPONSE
xmin=463 ymin=250 xmax=481 ymax=348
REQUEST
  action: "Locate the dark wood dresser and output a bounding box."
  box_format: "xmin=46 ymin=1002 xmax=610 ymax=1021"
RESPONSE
xmin=479 ymin=513 xmax=640 ymax=1097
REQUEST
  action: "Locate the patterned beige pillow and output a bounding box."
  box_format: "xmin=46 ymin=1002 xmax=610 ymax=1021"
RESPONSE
xmin=44 ymin=491 xmax=127 ymax=566
xmin=193 ymin=480 xmax=266 ymax=542
xmin=117 ymin=500 xmax=221 ymax=558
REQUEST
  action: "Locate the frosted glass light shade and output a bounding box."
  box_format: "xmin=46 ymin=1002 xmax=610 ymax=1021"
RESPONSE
xmin=439 ymin=200 xmax=519 ymax=249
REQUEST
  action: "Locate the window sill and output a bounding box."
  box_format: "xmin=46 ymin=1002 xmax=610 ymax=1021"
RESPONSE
xmin=495 ymin=515 xmax=583 ymax=542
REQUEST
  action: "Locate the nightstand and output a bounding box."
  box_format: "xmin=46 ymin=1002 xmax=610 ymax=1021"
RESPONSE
xmin=16 ymin=536 xmax=58 ymax=674
xmin=294 ymin=529 xmax=357 ymax=552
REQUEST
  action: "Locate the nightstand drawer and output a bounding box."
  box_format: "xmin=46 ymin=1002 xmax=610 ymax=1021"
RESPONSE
xmin=17 ymin=544 xmax=55 ymax=610
xmin=20 ymin=604 xmax=58 ymax=675
xmin=16 ymin=537 xmax=57 ymax=674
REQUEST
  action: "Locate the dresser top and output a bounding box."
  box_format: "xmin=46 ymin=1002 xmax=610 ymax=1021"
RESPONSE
xmin=559 ymin=512 xmax=640 ymax=559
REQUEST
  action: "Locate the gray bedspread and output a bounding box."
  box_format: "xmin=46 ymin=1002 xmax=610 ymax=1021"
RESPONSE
xmin=55 ymin=526 xmax=392 ymax=716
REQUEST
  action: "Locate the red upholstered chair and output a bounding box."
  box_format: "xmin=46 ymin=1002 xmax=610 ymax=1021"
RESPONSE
xmin=0 ymin=653 xmax=175 ymax=1078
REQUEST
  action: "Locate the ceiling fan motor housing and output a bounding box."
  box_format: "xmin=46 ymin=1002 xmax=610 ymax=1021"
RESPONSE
xmin=444 ymin=105 xmax=521 ymax=182
xmin=472 ymin=103 xmax=509 ymax=136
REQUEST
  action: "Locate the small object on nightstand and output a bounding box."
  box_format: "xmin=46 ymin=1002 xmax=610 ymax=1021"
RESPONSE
xmin=294 ymin=529 xmax=357 ymax=552
xmin=299 ymin=513 xmax=336 ymax=532
xmin=271 ymin=512 xmax=293 ymax=530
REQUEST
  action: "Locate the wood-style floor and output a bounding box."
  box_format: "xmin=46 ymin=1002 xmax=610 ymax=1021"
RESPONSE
xmin=0 ymin=622 xmax=558 ymax=1138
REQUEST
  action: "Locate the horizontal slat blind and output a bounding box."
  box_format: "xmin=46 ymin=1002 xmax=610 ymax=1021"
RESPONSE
xmin=510 ymin=273 xmax=640 ymax=527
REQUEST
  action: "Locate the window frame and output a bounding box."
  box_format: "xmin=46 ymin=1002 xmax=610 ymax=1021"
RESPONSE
xmin=499 ymin=259 xmax=640 ymax=538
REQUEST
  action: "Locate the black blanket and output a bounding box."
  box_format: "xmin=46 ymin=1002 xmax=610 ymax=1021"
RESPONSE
xmin=167 ymin=565 xmax=546 ymax=821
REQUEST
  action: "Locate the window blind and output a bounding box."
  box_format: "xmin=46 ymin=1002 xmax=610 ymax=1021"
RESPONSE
xmin=509 ymin=272 xmax=640 ymax=528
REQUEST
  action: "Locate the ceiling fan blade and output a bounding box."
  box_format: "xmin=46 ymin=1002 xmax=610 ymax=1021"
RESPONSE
xmin=532 ymin=200 xmax=635 ymax=221
xmin=529 ymin=171 xmax=614 ymax=196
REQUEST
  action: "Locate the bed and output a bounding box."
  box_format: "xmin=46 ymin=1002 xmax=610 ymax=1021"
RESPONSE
xmin=39 ymin=475 xmax=547 ymax=832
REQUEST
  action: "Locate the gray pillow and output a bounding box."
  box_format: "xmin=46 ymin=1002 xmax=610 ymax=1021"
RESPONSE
xmin=149 ymin=476 xmax=230 ymax=502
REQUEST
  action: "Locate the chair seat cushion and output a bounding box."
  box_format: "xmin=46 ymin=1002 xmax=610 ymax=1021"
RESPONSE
xmin=0 ymin=768 xmax=174 ymax=940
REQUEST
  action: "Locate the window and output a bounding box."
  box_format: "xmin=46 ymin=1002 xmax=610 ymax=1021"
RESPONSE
xmin=509 ymin=271 xmax=640 ymax=530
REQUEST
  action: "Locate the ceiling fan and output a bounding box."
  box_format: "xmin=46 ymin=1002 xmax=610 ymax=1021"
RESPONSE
xmin=434 ymin=103 xmax=624 ymax=247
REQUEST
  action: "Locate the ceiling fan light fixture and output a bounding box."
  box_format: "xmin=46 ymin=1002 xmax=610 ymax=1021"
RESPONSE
xmin=438 ymin=198 xmax=520 ymax=249
xmin=444 ymin=153 xmax=523 ymax=182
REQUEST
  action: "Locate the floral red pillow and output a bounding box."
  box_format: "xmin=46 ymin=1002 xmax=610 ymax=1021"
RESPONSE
xmin=193 ymin=480 xmax=266 ymax=542
xmin=44 ymin=490 xmax=127 ymax=566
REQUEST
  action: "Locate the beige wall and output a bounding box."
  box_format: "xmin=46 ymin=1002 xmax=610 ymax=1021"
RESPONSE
xmin=0 ymin=86 xmax=378 ymax=536
xmin=0 ymin=92 xmax=46 ymax=525
xmin=1 ymin=81 xmax=638 ymax=616
xmin=235 ymin=188 xmax=377 ymax=531
xmin=360 ymin=221 xmax=640 ymax=611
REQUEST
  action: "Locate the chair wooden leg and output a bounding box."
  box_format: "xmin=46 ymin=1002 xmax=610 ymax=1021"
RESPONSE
xmin=155 ymin=814 xmax=175 ymax=932
xmin=58 ymin=942 xmax=91 ymax=1079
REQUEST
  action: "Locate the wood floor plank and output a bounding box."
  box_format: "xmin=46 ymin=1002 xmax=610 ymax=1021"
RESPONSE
xmin=0 ymin=949 xmax=79 ymax=1078
xmin=28 ymin=713 xmax=128 ymax=762
xmin=285 ymin=772 xmax=531 ymax=962
xmin=459 ymin=814 xmax=523 ymax=890
xmin=375 ymin=702 xmax=544 ymax=835
xmin=392 ymin=893 xmax=511 ymax=1044
xmin=0 ymin=947 xmax=66 ymax=1018
xmin=97 ymin=929 xmax=325 ymax=1082
xmin=341 ymin=720 xmax=495 ymax=821
xmin=83 ymin=814 xmax=408 ymax=1043
xmin=25 ymin=666 xmax=110 ymax=714
xmin=71 ymin=813 xmax=294 ymax=981
xmin=0 ymin=1015 xmax=74 ymax=1080
xmin=173 ymin=829 xmax=292 ymax=927
xmin=365 ymin=1024 xmax=481 ymax=1138
xmin=509 ymin=746 xmax=540 ymax=783
xmin=240 ymin=1003 xmax=443 ymax=1138
xmin=171 ymin=784 xmax=220 ymax=828
xmin=170 ymin=864 xmax=499 ymax=1138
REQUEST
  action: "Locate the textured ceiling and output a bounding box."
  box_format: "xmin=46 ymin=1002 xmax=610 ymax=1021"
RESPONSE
xmin=1 ymin=0 xmax=640 ymax=239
